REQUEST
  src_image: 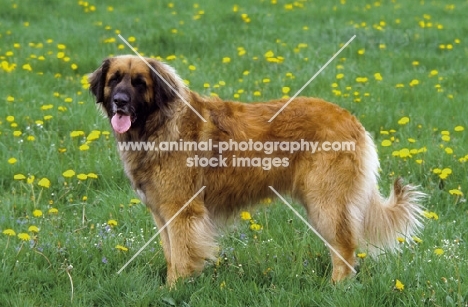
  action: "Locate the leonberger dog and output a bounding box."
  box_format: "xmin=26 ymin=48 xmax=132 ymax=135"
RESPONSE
xmin=89 ymin=55 xmax=424 ymax=285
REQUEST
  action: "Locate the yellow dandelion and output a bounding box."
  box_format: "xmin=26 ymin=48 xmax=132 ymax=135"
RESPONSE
xmin=22 ymin=63 xmax=32 ymax=71
xmin=18 ymin=233 xmax=31 ymax=241
xmin=14 ymin=174 xmax=26 ymax=180
xmin=87 ymin=173 xmax=98 ymax=179
xmin=422 ymin=211 xmax=439 ymax=220
xmin=8 ymin=157 xmax=17 ymax=164
xmin=70 ymin=130 xmax=85 ymax=137
xmin=434 ymin=248 xmax=444 ymax=256
xmin=38 ymin=178 xmax=51 ymax=188
xmin=398 ymin=116 xmax=410 ymax=125
xmin=397 ymin=237 xmax=405 ymax=243
xmin=282 ymin=86 xmax=290 ymax=94
xmin=449 ymin=189 xmax=463 ymax=196
xmin=222 ymin=57 xmax=231 ymax=63
xmin=250 ymin=223 xmax=262 ymax=231
xmin=27 ymin=175 xmax=35 ymax=184
xmin=108 ymin=219 xmax=118 ymax=227
xmin=395 ymin=279 xmax=404 ymax=291
xmin=240 ymin=211 xmax=251 ymax=220
xmin=62 ymin=169 xmax=75 ymax=178
xmin=48 ymin=208 xmax=59 ymax=214
xmin=77 ymin=173 xmax=88 ymax=180
xmin=454 ymin=125 xmax=464 ymax=132
xmin=3 ymin=229 xmax=16 ymax=236
xmin=381 ymin=140 xmax=392 ymax=147
xmin=374 ymin=72 xmax=383 ymax=81
xmin=116 ymin=245 xmax=128 ymax=252
xmin=412 ymin=236 xmax=423 ymax=243
xmin=357 ymin=252 xmax=367 ymax=259
xmin=33 ymin=209 xmax=43 ymax=217
xmin=28 ymin=225 xmax=40 ymax=233
xmin=79 ymin=144 xmax=90 ymax=151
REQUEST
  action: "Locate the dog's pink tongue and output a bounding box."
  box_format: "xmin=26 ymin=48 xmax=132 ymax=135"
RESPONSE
xmin=111 ymin=114 xmax=131 ymax=134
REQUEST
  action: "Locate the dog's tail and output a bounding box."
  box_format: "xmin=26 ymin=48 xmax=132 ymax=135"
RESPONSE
xmin=362 ymin=178 xmax=425 ymax=254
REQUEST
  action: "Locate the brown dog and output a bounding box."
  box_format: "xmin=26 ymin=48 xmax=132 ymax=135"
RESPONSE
xmin=89 ymin=55 xmax=424 ymax=285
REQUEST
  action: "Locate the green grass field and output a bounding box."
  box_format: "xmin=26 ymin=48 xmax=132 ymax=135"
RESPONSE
xmin=1 ymin=0 xmax=467 ymax=306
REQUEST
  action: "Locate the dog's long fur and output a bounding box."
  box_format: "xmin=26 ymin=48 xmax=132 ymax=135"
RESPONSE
xmin=89 ymin=55 xmax=424 ymax=285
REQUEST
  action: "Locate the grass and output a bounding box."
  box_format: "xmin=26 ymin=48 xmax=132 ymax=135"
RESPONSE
xmin=1 ymin=0 xmax=467 ymax=306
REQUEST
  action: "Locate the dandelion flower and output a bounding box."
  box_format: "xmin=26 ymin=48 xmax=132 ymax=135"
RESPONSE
xmin=250 ymin=223 xmax=262 ymax=231
xmin=62 ymin=169 xmax=76 ymax=178
xmin=18 ymin=233 xmax=31 ymax=241
xmin=79 ymin=144 xmax=90 ymax=151
xmin=434 ymin=248 xmax=444 ymax=255
xmin=38 ymin=178 xmax=50 ymax=188
xmin=240 ymin=211 xmax=251 ymax=220
xmin=449 ymin=189 xmax=463 ymax=196
xmin=14 ymin=174 xmax=26 ymax=180
xmin=454 ymin=125 xmax=464 ymax=132
xmin=422 ymin=211 xmax=438 ymax=220
xmin=33 ymin=209 xmax=43 ymax=217
xmin=357 ymin=252 xmax=367 ymax=259
xmin=87 ymin=173 xmax=98 ymax=179
xmin=3 ymin=229 xmax=16 ymax=236
xmin=48 ymin=208 xmax=59 ymax=214
xmin=398 ymin=116 xmax=410 ymax=125
xmin=108 ymin=219 xmax=118 ymax=227
xmin=115 ymin=244 xmax=128 ymax=252
xmin=395 ymin=279 xmax=404 ymax=291
xmin=8 ymin=158 xmax=17 ymax=164
xmin=77 ymin=173 xmax=88 ymax=180
xmin=28 ymin=225 xmax=40 ymax=233
xmin=381 ymin=140 xmax=392 ymax=147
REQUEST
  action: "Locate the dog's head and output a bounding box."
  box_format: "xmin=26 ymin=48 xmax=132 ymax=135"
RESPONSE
xmin=89 ymin=55 xmax=186 ymax=134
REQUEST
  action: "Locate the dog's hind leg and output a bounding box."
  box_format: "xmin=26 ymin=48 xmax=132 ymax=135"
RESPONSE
xmin=304 ymin=197 xmax=359 ymax=282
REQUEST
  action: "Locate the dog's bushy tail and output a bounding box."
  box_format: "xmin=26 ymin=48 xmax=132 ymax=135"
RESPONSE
xmin=363 ymin=178 xmax=425 ymax=255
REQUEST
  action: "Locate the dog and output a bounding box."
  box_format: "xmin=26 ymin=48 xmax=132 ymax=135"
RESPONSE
xmin=89 ymin=55 xmax=424 ymax=285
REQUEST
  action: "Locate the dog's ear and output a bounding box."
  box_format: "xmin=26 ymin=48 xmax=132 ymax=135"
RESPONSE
xmin=147 ymin=59 xmax=182 ymax=115
xmin=89 ymin=59 xmax=111 ymax=103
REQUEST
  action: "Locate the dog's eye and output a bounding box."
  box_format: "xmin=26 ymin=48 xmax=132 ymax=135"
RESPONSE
xmin=132 ymin=77 xmax=146 ymax=88
xmin=108 ymin=73 xmax=121 ymax=85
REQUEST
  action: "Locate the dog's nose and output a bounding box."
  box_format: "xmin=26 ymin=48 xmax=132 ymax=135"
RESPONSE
xmin=113 ymin=92 xmax=130 ymax=107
